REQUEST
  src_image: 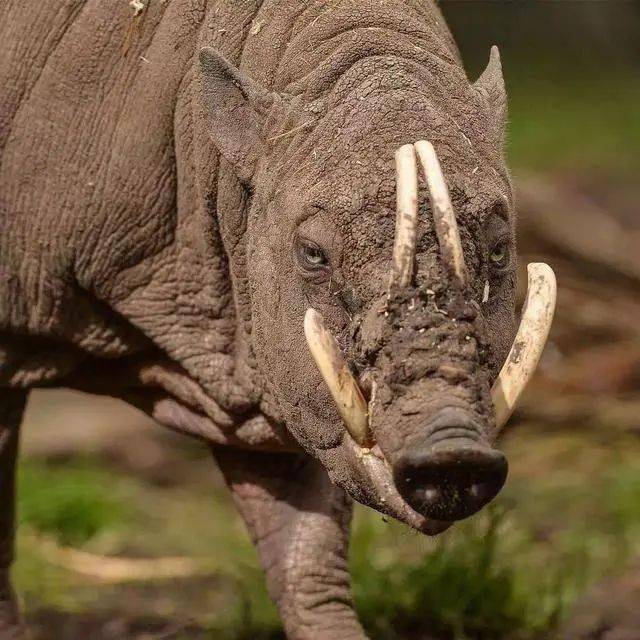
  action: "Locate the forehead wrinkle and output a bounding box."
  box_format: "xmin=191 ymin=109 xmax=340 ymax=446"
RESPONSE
xmin=325 ymin=56 xmax=456 ymax=109
xmin=316 ymin=54 xmax=491 ymax=137
xmin=275 ymin=98 xmax=498 ymax=191
xmin=271 ymin=52 xmax=494 ymax=164
xmin=267 ymin=81 xmax=510 ymax=235
xmin=279 ymin=140 xmax=500 ymax=233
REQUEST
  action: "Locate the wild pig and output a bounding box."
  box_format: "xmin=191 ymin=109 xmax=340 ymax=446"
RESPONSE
xmin=0 ymin=1 xmax=555 ymax=637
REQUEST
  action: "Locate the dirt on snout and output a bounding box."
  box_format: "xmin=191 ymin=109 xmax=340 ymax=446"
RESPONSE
xmin=364 ymin=285 xmax=493 ymax=445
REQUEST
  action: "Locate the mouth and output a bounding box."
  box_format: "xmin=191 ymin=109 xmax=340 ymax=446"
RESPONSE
xmin=324 ymin=428 xmax=453 ymax=535
xmin=304 ymin=140 xmax=556 ymax=530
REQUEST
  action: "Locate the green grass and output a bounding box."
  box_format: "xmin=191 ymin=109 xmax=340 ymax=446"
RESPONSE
xmin=352 ymin=508 xmax=565 ymax=640
xmin=348 ymin=429 xmax=640 ymax=640
xmin=204 ymin=433 xmax=640 ymax=640
xmin=17 ymin=460 xmax=129 ymax=547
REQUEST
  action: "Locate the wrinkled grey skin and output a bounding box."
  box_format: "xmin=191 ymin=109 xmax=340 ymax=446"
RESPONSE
xmin=0 ymin=1 xmax=516 ymax=638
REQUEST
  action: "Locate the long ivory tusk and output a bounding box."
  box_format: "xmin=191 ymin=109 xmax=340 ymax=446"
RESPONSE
xmin=304 ymin=308 xmax=370 ymax=445
xmin=492 ymin=263 xmax=557 ymax=430
xmin=389 ymin=144 xmax=419 ymax=290
xmin=414 ymin=140 xmax=467 ymax=286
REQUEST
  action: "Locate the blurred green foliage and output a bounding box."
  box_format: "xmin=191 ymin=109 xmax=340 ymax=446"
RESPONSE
xmin=18 ymin=460 xmax=128 ymax=547
xmin=508 ymin=71 xmax=640 ymax=174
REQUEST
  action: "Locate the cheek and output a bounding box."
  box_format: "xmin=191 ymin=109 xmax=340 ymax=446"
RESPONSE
xmin=247 ymin=238 xmax=344 ymax=448
xmin=484 ymin=302 xmax=517 ymax=377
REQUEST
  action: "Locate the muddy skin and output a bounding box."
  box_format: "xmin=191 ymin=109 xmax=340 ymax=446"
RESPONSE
xmin=1 ymin=1 xmax=517 ymax=637
xmin=361 ymin=281 xmax=507 ymax=521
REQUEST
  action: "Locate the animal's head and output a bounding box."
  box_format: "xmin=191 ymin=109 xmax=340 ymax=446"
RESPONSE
xmin=199 ymin=46 xmax=556 ymax=532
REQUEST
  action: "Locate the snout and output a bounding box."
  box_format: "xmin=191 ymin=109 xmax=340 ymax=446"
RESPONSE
xmin=393 ymin=408 xmax=508 ymax=521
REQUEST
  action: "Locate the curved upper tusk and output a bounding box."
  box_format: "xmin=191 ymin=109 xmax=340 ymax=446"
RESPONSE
xmin=389 ymin=144 xmax=419 ymax=291
xmin=304 ymin=308 xmax=370 ymax=445
xmin=492 ymin=263 xmax=557 ymax=431
xmin=414 ymin=140 xmax=467 ymax=286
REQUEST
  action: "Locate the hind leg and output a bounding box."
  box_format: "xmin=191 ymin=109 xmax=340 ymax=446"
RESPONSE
xmin=0 ymin=390 xmax=26 ymax=639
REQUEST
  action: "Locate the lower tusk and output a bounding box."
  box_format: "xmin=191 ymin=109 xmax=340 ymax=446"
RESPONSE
xmin=304 ymin=308 xmax=370 ymax=445
xmin=414 ymin=140 xmax=467 ymax=286
xmin=389 ymin=144 xmax=419 ymax=291
xmin=492 ymin=263 xmax=557 ymax=431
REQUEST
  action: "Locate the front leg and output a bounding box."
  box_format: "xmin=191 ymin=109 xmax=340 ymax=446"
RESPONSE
xmin=0 ymin=390 xmax=27 ymax=640
xmin=214 ymin=447 xmax=367 ymax=640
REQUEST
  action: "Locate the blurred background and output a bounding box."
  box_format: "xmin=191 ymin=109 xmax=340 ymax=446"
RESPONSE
xmin=15 ymin=2 xmax=640 ymax=639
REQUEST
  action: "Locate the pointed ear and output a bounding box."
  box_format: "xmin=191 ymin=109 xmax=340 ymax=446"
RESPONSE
xmin=474 ymin=46 xmax=508 ymax=142
xmin=199 ymin=47 xmax=276 ymax=183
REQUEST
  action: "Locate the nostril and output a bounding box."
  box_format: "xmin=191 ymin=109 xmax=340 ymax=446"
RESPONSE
xmin=424 ymin=485 xmax=440 ymax=504
xmin=468 ymin=481 xmax=499 ymax=504
xmin=394 ymin=436 xmax=508 ymax=522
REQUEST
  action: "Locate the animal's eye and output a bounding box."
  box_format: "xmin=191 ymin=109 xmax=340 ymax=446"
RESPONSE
xmin=489 ymin=241 xmax=510 ymax=271
xmin=296 ymin=238 xmax=329 ymax=271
